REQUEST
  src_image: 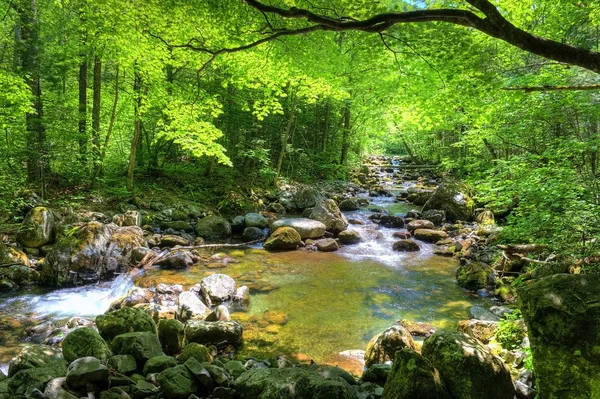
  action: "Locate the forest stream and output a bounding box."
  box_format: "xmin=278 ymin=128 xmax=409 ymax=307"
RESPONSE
xmin=0 ymin=167 xmax=493 ymax=376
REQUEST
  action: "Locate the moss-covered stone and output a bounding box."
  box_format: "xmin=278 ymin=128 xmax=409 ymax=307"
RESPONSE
xmin=108 ymin=354 xmax=138 ymax=375
xmin=263 ymin=227 xmax=301 ymax=251
xmin=365 ymin=325 xmax=416 ymax=368
xmin=17 ymin=206 xmax=55 ymax=248
xmin=0 ymin=244 xmax=29 ymax=267
xmin=0 ymin=264 xmax=39 ymax=285
xmin=422 ymin=179 xmax=474 ymax=222
xmin=308 ymin=199 xmax=348 ymax=234
xmin=96 ymin=307 xmax=157 ymax=342
xmin=518 ymin=274 xmax=600 ymax=399
xmin=143 ymin=355 xmax=176 ymax=376
xmin=8 ymin=344 xmax=64 ymax=377
xmin=177 ymin=343 xmax=213 ymax=364
xmin=157 ymin=365 xmax=199 ymax=399
xmin=413 ymin=229 xmax=448 ymax=243
xmin=157 ymin=318 xmax=185 ymax=355
xmin=8 ymin=359 xmax=67 ymax=397
xmin=456 ymin=262 xmax=494 ymax=290
xmin=195 ymin=216 xmax=232 ymax=239
xmin=184 ymin=320 xmax=243 ymax=348
xmin=382 ymin=349 xmax=450 ymax=399
xmin=62 ymin=327 xmax=112 ymax=363
xmin=421 ymin=331 xmax=513 ymax=399
xmin=111 ymin=332 xmax=164 ymax=364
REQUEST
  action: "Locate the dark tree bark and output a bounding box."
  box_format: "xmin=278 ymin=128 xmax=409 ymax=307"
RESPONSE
xmin=15 ymin=0 xmax=50 ymax=195
xmin=340 ymin=101 xmax=351 ymax=166
xmin=241 ymin=0 xmax=600 ymax=74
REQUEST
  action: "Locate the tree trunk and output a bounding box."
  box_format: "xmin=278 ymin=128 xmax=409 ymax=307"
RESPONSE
xmin=78 ymin=58 xmax=88 ymax=166
xmin=90 ymin=56 xmax=101 ymax=187
xmin=126 ymin=71 xmax=143 ymax=193
xmin=97 ymin=64 xmax=119 ymax=179
xmin=322 ymin=101 xmax=330 ymax=152
xmin=340 ymin=101 xmax=351 ymax=165
xmin=275 ymin=90 xmax=297 ymax=182
xmin=16 ymin=0 xmax=49 ymax=195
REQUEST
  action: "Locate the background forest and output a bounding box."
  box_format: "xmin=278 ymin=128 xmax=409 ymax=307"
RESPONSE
xmin=1 ymin=0 xmax=600 ymax=262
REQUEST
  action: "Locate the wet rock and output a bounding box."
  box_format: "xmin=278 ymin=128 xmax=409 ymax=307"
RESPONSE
xmin=224 ymin=360 xmax=247 ymax=379
xmin=268 ymin=202 xmax=286 ymax=214
xmin=185 ymin=320 xmax=244 ymax=348
xmin=270 ymin=218 xmax=326 ymax=240
xmin=159 ymin=234 xmax=189 ymax=247
xmin=456 ymin=262 xmax=495 ymax=290
xmin=234 ymin=286 xmax=251 ymax=304
xmin=0 ymin=244 xmax=30 ymax=266
xmin=348 ymin=218 xmax=364 ymax=225
xmin=365 ymin=325 xmax=416 ymax=367
xmin=160 ymin=221 xmax=194 ymax=232
xmin=206 ymin=305 xmax=232 ymax=322
xmin=264 ymin=227 xmax=301 ymax=251
xmin=206 ymin=364 xmax=230 ymax=387
xmin=231 ymin=216 xmax=246 ymax=235
xmin=457 ymin=320 xmax=499 ymax=344
xmin=338 ymin=198 xmax=360 ymax=211
xmin=234 ymin=367 xmax=355 ymax=399
xmin=178 ymin=291 xmax=211 ymax=322
xmin=184 ymin=357 xmax=215 ymax=390
xmin=398 ymin=320 xmax=436 ymax=337
xmin=406 ymin=219 xmax=435 ymax=232
xmin=143 ymin=355 xmax=176 ymax=375
xmin=391 ymin=231 xmax=411 ymax=240
xmin=17 ymin=206 xmax=55 ymax=248
xmin=0 ymin=264 xmax=39 ymax=285
xmin=413 ymin=229 xmax=448 ymax=243
xmin=421 ymin=209 xmax=446 ymax=226
xmin=314 ymin=238 xmax=339 ymax=252
xmin=243 ymin=227 xmax=266 ymax=242
xmin=108 ymin=354 xmax=137 ymax=375
xmin=96 ymin=307 xmax=157 ymax=342
xmin=422 ymin=331 xmax=513 ymax=399
xmin=422 ymin=179 xmax=474 ymax=222
xmin=41 ymin=222 xmax=144 ymax=286
xmin=406 ymin=209 xmax=422 ymax=219
xmin=474 ymin=209 xmax=495 ymax=225
xmin=61 ymin=327 xmax=112 ymax=363
xmin=111 ymin=332 xmax=164 ymax=363
xmin=157 ymin=251 xmax=193 ymax=269
xmin=65 ymin=357 xmax=109 ymax=389
xmin=518 ymin=274 xmax=600 ymax=399
xmin=338 ymin=230 xmax=362 ymax=245
xmin=158 ymin=319 xmax=185 ymax=355
xmin=177 ymin=342 xmax=214 ymax=364
xmin=8 ymin=344 xmax=64 ymax=377
xmin=109 ymin=287 xmax=154 ymax=310
xmin=195 ymin=216 xmax=232 ymax=239
xmin=392 ymin=239 xmax=420 ymax=252
xmin=361 ymin=363 xmax=390 ymax=385
xmin=378 ymin=215 xmax=405 ymax=228
xmin=309 ymin=199 xmax=348 ymax=234
xmin=99 ymin=387 xmax=131 ymax=399
xmin=157 ymin=365 xmax=199 ymax=399
xmin=469 ymin=306 xmax=501 ymax=321
xmin=382 ymin=348 xmax=450 ymax=399
xmin=200 ymin=273 xmax=236 ymax=305
xmin=245 ymin=213 xmax=269 ymax=228
xmin=123 ymin=210 xmax=142 ymax=227
xmin=131 ymin=380 xmax=159 ymax=399
xmin=8 ymin=359 xmax=67 ymax=397
xmin=44 ymin=377 xmax=78 ymax=399
xmin=0 ymin=278 xmax=17 ymax=291
xmin=294 ymin=186 xmax=322 ymax=210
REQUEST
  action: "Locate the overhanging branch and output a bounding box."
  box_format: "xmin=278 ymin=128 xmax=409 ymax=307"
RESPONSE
xmin=502 ymin=84 xmax=600 ymax=92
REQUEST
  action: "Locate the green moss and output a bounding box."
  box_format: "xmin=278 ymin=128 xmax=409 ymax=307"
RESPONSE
xmin=62 ymin=327 xmax=112 ymax=363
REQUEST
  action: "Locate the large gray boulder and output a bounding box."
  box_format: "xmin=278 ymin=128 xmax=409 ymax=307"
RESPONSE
xmin=17 ymin=206 xmax=55 ymax=248
xmin=177 ymin=291 xmax=210 ymax=322
xmin=309 ymin=200 xmax=348 ymax=234
xmin=200 ymin=273 xmax=236 ymax=305
xmin=195 ymin=216 xmax=231 ymax=239
xmin=422 ymin=179 xmax=474 ymax=222
xmin=41 ymin=222 xmax=145 ymax=286
xmin=518 ymin=274 xmax=600 ymax=399
xmin=270 ymin=218 xmax=326 ymax=240
xmin=421 ymin=331 xmax=513 ymax=399
xmin=244 ymin=213 xmax=269 ymax=228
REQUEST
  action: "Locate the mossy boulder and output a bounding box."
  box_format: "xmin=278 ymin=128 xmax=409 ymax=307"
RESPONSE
xmin=456 ymin=262 xmax=494 ymax=290
xmin=0 ymin=264 xmax=39 ymax=285
xmin=157 ymin=365 xmax=199 ymax=399
xmin=518 ymin=274 xmax=600 ymax=399
xmin=195 ymin=216 xmax=232 ymax=239
xmin=8 ymin=359 xmax=67 ymax=397
xmin=264 ymin=227 xmax=301 ymax=251
xmin=365 ymin=325 xmax=416 ymax=368
xmin=107 ymin=355 xmax=137 ymax=375
xmin=184 ymin=320 xmax=244 ymax=348
xmin=17 ymin=206 xmax=55 ymax=248
xmin=111 ymin=332 xmax=164 ymax=363
xmin=309 ymin=199 xmax=348 ymax=234
xmin=177 ymin=343 xmax=213 ymax=364
xmin=421 ymin=331 xmax=513 ymax=399
xmin=244 ymin=213 xmax=269 ymax=228
xmin=406 ymin=219 xmax=435 ymax=232
xmin=0 ymin=244 xmax=29 ymax=267
xmin=157 ymin=319 xmax=185 ymax=355
xmin=65 ymin=356 xmax=109 ymax=389
xmin=96 ymin=307 xmax=157 ymax=342
xmin=143 ymin=355 xmax=176 ymax=375
xmin=61 ymin=327 xmax=112 ymax=363
xmin=392 ymin=240 xmax=420 ymax=252
xmin=382 ymin=349 xmax=450 ymax=399
xmin=338 ymin=230 xmax=362 ymax=245
xmin=338 ymin=198 xmax=360 ymax=211
xmin=422 ymin=179 xmax=474 ymax=222
xmin=413 ymin=229 xmax=448 ymax=243
xmin=456 ymin=320 xmax=499 ymax=344
xmin=270 ymin=218 xmax=326 ymax=240
xmin=234 ymin=367 xmax=355 ymax=399
xmin=8 ymin=344 xmax=64 ymax=377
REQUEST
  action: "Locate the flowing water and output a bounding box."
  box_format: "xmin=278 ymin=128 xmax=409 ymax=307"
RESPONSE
xmin=0 ymin=172 xmax=493 ymax=374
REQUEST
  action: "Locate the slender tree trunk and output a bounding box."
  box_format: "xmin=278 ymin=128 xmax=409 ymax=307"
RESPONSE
xmin=78 ymin=58 xmax=88 ymax=166
xmin=16 ymin=0 xmax=49 ymax=196
xmin=90 ymin=56 xmax=101 ymax=187
xmin=322 ymin=101 xmax=330 ymax=152
xmin=340 ymin=101 xmax=351 ymax=165
xmin=482 ymin=138 xmax=497 ymax=160
xmin=275 ymin=90 xmax=297 ymax=182
xmin=126 ymin=71 xmax=143 ymax=193
xmin=97 ymin=64 xmax=118 ymax=179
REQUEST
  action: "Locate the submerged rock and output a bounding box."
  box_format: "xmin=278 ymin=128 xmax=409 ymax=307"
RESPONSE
xmin=338 ymin=230 xmax=362 ymax=245
xmin=518 ymin=274 xmax=600 ymax=399
xmin=392 ymin=240 xmax=420 ymax=252
xmin=421 ymin=331 xmax=513 ymax=399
